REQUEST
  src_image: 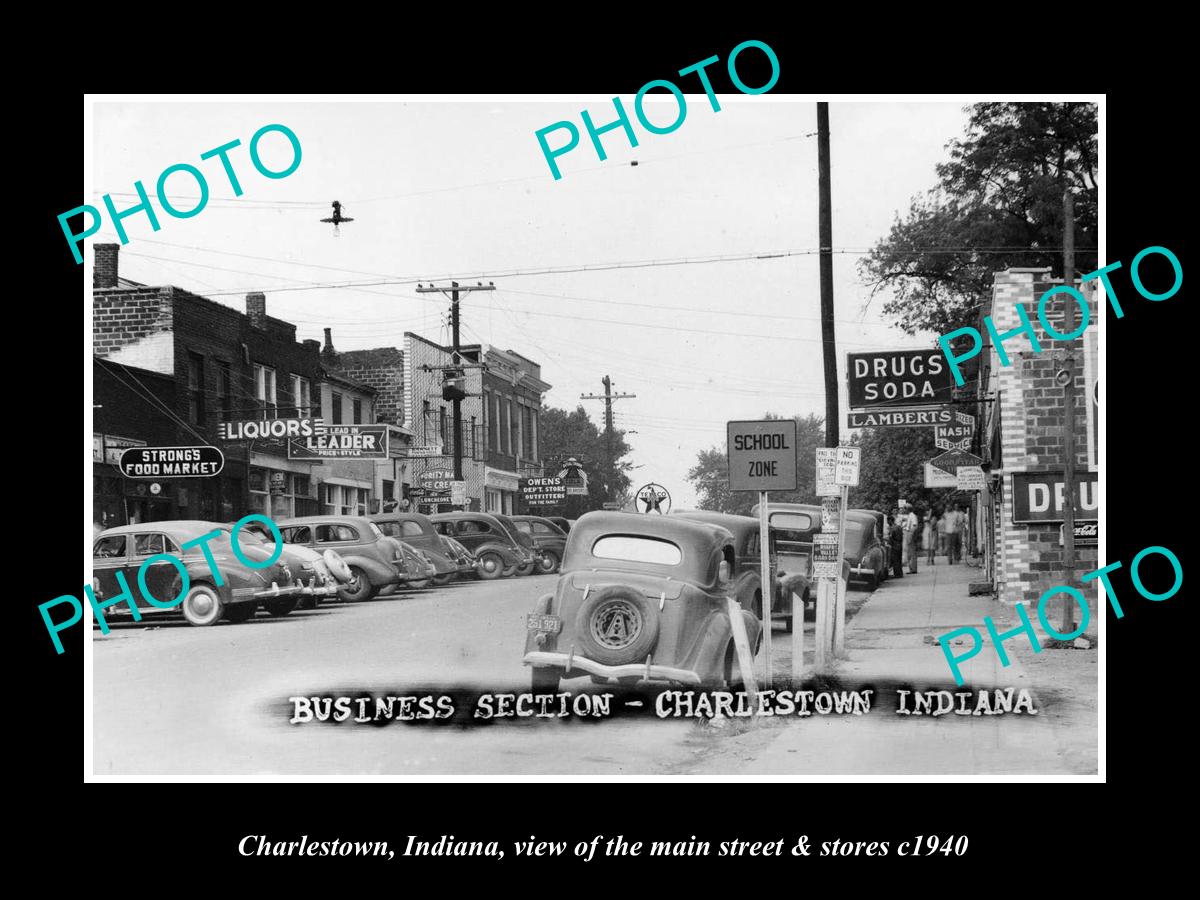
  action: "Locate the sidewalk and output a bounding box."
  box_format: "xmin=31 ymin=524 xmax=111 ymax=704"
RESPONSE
xmin=681 ymin=556 xmax=1096 ymax=775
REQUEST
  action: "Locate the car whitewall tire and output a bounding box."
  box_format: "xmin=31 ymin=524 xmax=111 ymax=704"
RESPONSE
xmin=181 ymin=584 xmax=224 ymax=627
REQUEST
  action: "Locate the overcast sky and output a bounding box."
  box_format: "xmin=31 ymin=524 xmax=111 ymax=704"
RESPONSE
xmin=92 ymin=98 xmax=968 ymax=507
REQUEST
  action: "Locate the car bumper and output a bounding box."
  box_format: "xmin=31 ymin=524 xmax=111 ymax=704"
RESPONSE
xmin=522 ymin=650 xmax=703 ymax=686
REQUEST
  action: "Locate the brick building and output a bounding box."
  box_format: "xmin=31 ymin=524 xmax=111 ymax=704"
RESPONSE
xmin=480 ymin=347 xmax=551 ymax=514
xmin=975 ymin=268 xmax=1099 ymax=615
xmin=92 ymin=243 xmax=326 ymax=524
xmin=320 ymin=330 xmax=415 ymax=512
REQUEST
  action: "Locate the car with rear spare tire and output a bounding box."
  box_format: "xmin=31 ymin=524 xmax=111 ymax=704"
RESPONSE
xmin=523 ymin=511 xmax=763 ymax=691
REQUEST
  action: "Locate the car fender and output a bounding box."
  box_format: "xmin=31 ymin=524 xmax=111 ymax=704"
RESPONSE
xmin=422 ymin=549 xmax=458 ymax=576
xmin=338 ymin=554 xmax=398 ymax=586
xmin=523 ymin=592 xmax=557 ymax=655
xmin=474 ymin=540 xmax=521 ymax=566
xmin=691 ymin=605 xmax=762 ymax=682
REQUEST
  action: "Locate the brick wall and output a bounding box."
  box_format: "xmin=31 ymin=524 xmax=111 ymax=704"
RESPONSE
xmin=985 ymin=269 xmax=1099 ymax=626
xmin=93 ymin=286 xmax=175 ymax=373
xmin=335 ymin=347 xmax=406 ymax=425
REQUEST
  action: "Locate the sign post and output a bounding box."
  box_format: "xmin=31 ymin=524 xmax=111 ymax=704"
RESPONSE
xmin=832 ymin=446 xmax=860 ymax=657
xmin=727 ymin=419 xmax=798 ymax=690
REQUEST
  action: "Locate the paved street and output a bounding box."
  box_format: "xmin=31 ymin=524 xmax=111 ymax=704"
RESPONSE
xmin=93 ymin=560 xmax=1094 ymax=776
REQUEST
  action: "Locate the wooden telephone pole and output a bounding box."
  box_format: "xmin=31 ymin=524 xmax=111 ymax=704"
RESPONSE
xmin=580 ymin=375 xmax=635 ymax=501
xmin=415 ymin=281 xmax=494 ymax=486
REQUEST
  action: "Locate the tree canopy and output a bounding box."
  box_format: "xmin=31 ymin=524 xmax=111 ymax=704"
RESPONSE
xmin=846 ymin=427 xmax=967 ymax=516
xmin=859 ymin=102 xmax=1098 ymax=336
xmin=537 ymin=404 xmax=632 ymax=517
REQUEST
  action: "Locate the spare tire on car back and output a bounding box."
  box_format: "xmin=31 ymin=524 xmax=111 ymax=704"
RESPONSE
xmin=573 ymin=586 xmax=659 ymax=667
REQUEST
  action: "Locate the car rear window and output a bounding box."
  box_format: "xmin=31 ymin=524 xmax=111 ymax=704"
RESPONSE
xmin=402 ymin=521 xmax=424 ymax=537
xmin=770 ymin=512 xmax=815 ymax=532
xmin=591 ymin=535 xmax=682 ymax=566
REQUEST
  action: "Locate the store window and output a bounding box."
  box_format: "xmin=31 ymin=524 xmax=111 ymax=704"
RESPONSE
xmin=248 ymin=467 xmax=268 ymax=514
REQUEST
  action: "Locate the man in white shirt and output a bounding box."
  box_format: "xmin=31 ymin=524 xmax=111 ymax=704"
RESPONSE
xmin=900 ymin=501 xmax=919 ymax=574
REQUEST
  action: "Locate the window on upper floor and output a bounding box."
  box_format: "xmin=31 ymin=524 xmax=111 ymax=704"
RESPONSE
xmin=331 ymin=391 xmax=343 ymax=425
xmin=353 ymin=397 xmax=363 ymax=425
xmin=254 ymin=364 xmax=277 ymax=417
xmin=292 ymin=375 xmax=311 ymax=417
xmin=187 ymin=353 xmax=205 ymax=424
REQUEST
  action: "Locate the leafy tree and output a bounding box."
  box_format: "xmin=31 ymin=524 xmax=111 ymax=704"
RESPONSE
xmin=537 ymin=404 xmax=632 ymax=517
xmin=846 ymin=427 xmax=966 ymax=516
xmin=686 ymin=413 xmax=825 ymax=515
xmin=859 ymin=102 xmax=1098 ymax=336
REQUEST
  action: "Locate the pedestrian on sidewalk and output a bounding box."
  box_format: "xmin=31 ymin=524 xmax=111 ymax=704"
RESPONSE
xmin=901 ymin=502 xmax=919 ymax=574
xmin=942 ymin=505 xmax=961 ymax=564
xmin=889 ymin=509 xmax=905 ymax=579
xmin=922 ymin=513 xmax=935 ymax=565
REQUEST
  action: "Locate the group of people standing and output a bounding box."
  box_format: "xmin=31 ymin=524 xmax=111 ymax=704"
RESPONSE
xmin=887 ymin=502 xmax=970 ymax=578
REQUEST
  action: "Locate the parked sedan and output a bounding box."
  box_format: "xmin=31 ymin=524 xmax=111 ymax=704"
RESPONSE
xmin=510 ymin=515 xmax=568 ymax=574
xmin=844 ymin=510 xmax=888 ymax=588
xmin=430 ymin=512 xmax=535 ymax=580
xmin=224 ymin=522 xmax=352 ymax=613
xmin=852 ymin=509 xmax=890 ymax=582
xmin=277 ymin=515 xmax=415 ymax=602
xmin=545 ymin=516 xmax=575 ymax=535
xmin=491 ymin=513 xmax=540 ymax=576
xmin=438 ymin=534 xmax=478 ymax=578
xmin=369 ymin=512 xmax=459 ymax=585
xmin=92 ymin=520 xmax=303 ymax=627
xmin=523 ymin=511 xmax=762 ymax=691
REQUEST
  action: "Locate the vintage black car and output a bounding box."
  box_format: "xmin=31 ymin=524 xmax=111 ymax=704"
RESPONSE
xmin=844 ymin=510 xmax=888 ymax=588
xmin=510 ymin=515 xmax=568 ymax=574
xmin=92 ymin=521 xmax=303 ymax=627
xmin=545 ymin=516 xmax=575 ymax=535
xmin=224 ymin=522 xmax=351 ymax=612
xmin=369 ymin=512 xmax=459 ymax=585
xmin=430 ymin=512 xmax=535 ymax=580
xmin=523 ymin=511 xmax=762 ymax=691
xmin=852 ymin=509 xmax=891 ymax=582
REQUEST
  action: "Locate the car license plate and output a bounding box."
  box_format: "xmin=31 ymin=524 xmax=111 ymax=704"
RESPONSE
xmin=527 ymin=614 xmax=562 ymax=634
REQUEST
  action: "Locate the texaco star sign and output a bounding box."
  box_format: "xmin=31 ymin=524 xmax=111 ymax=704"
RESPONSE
xmin=635 ymin=483 xmax=671 ymax=515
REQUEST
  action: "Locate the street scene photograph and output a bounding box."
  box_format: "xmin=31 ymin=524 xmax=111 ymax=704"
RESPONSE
xmin=83 ymin=94 xmax=1101 ymax=778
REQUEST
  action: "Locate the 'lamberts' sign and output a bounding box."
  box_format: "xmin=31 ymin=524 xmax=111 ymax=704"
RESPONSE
xmin=848 ymin=407 xmax=953 ymax=428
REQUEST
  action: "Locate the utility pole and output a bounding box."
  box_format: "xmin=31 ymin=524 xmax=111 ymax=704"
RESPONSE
xmin=580 ymin=375 xmax=635 ymax=501
xmin=817 ymin=102 xmax=839 ymax=448
xmin=1060 ymin=191 xmax=1077 ymax=634
xmin=415 ymin=280 xmax=494 ymax=489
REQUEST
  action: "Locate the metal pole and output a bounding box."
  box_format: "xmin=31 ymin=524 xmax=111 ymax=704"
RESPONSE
xmin=1061 ymin=191 xmax=1077 ymax=634
xmin=817 ymin=102 xmax=839 ymax=447
xmin=758 ymin=490 xmax=772 ymax=687
xmin=833 ymin=482 xmax=849 ymax=656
